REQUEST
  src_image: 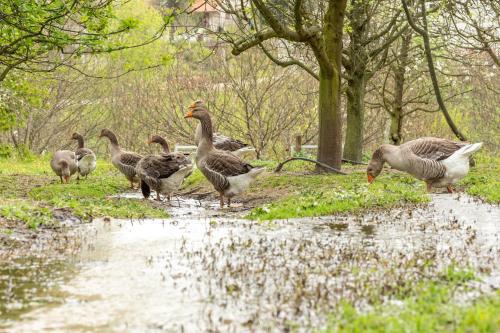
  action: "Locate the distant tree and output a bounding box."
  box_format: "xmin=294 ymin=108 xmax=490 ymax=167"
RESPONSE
xmin=401 ymin=0 xmax=467 ymax=141
xmin=342 ymin=0 xmax=406 ymax=161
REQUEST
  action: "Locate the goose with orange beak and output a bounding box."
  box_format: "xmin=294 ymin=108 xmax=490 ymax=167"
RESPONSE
xmin=188 ymin=101 xmax=254 ymax=159
xmin=184 ymin=104 xmax=265 ymax=208
xmin=367 ymin=137 xmax=482 ymax=192
xmin=50 ymin=150 xmax=78 ymax=183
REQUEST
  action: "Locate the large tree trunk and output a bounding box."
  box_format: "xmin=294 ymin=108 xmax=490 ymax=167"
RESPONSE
xmin=343 ymin=72 xmax=366 ymax=161
xmin=317 ymin=68 xmax=343 ymax=169
xmin=389 ymin=30 xmax=411 ymax=145
xmin=316 ymin=0 xmax=346 ymax=170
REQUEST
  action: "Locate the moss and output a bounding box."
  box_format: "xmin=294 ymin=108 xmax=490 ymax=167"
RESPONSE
xmin=325 ymin=269 xmax=500 ymax=333
xmin=0 ymin=157 xmax=169 ymax=228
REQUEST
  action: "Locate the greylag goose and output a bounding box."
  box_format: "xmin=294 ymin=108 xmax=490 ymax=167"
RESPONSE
xmin=189 ymin=101 xmax=255 ymax=159
xmin=71 ymin=132 xmax=96 ymax=179
xmin=149 ymin=135 xmax=170 ymax=153
xmin=367 ymin=137 xmax=483 ymax=192
xmin=135 ymin=152 xmax=192 ymax=201
xmin=99 ymin=129 xmax=143 ymax=189
xmin=50 ymin=150 xmax=78 ymax=183
xmin=184 ymin=105 xmax=265 ymax=207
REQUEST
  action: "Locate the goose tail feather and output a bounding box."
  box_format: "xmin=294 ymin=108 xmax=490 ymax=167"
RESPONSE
xmin=453 ymin=142 xmax=483 ymax=158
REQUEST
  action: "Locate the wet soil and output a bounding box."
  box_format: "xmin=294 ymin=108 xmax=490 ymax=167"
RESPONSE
xmin=0 ymin=194 xmax=498 ymax=332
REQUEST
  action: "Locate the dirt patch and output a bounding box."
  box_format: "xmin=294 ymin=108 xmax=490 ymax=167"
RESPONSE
xmin=0 ymin=208 xmax=86 ymax=262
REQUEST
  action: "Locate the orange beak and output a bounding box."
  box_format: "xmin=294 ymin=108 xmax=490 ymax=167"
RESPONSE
xmin=188 ymin=102 xmax=198 ymax=108
xmin=367 ymin=174 xmax=375 ymax=184
xmin=184 ymin=109 xmax=193 ymax=118
xmin=63 ymin=175 xmax=70 ymax=183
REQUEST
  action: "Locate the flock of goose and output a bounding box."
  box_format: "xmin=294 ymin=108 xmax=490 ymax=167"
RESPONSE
xmin=50 ymin=100 xmax=483 ymax=208
xmin=50 ymin=101 xmax=264 ymax=207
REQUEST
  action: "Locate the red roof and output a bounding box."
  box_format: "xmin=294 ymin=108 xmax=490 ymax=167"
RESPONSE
xmin=190 ymin=0 xmax=217 ymax=12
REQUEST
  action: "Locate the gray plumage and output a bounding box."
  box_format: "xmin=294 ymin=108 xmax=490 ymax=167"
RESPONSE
xmin=367 ymin=137 xmax=482 ymax=191
xmin=135 ymin=152 xmax=191 ymax=199
xmin=186 ymin=105 xmax=265 ymax=207
xmin=100 ymin=129 xmax=143 ymax=187
xmin=71 ymin=132 xmax=96 ymax=177
xmin=50 ymin=150 xmax=78 ymax=183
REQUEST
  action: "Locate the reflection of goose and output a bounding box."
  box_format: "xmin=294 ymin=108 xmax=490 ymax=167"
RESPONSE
xmin=149 ymin=134 xmax=170 ymax=153
xmin=71 ymin=132 xmax=96 ymax=179
xmin=185 ymin=105 xmax=265 ymax=208
xmin=190 ymin=100 xmax=254 ymax=159
xmin=367 ymin=137 xmax=482 ymax=192
xmin=99 ymin=129 xmax=143 ymax=189
xmin=136 ymin=152 xmax=192 ymax=201
xmin=50 ymin=150 xmax=78 ymax=183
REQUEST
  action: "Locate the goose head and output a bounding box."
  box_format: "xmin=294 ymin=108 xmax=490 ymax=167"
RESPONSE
xmin=366 ymin=146 xmax=385 ymax=183
xmin=71 ymin=132 xmax=81 ymax=140
xmin=148 ymin=135 xmax=170 ymax=153
xmin=184 ymin=105 xmax=210 ymax=121
xmin=99 ymin=128 xmax=119 ymax=144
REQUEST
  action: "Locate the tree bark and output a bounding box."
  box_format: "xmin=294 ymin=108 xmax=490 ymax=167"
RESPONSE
xmin=344 ymin=72 xmax=366 ymax=161
xmin=317 ymin=69 xmax=343 ymax=169
xmin=389 ymin=30 xmax=411 ymax=145
xmin=316 ymin=0 xmax=346 ymax=170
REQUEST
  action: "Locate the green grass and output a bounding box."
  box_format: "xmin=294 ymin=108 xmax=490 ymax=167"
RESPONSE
xmin=246 ymin=170 xmax=429 ymax=220
xmin=325 ymin=269 xmax=500 ymax=333
xmin=0 ymin=157 xmax=169 ymax=228
xmin=459 ymin=156 xmax=499 ymax=204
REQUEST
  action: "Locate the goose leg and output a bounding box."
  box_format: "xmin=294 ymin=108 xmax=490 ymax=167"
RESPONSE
xmin=130 ymin=180 xmax=134 ymax=189
xmin=227 ymin=197 xmax=231 ymax=207
xmin=425 ymin=181 xmax=432 ymax=193
xmin=219 ymin=194 xmax=224 ymax=208
xmin=156 ymin=192 xmax=161 ymax=201
xmin=60 ymin=176 xmax=63 ymax=184
xmin=447 ymin=186 xmax=454 ymax=193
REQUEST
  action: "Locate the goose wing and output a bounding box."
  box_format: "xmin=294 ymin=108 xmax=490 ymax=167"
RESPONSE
xmin=403 ymin=137 xmax=466 ymax=161
xmin=213 ymin=133 xmax=248 ymax=152
xmin=204 ymin=150 xmax=253 ymax=177
xmin=117 ymin=151 xmax=143 ymax=177
xmin=139 ymin=153 xmax=189 ymax=180
xmin=75 ymin=147 xmax=94 ymax=160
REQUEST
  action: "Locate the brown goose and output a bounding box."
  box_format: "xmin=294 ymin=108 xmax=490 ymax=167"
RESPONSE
xmin=149 ymin=135 xmax=170 ymax=153
xmin=185 ymin=105 xmax=265 ymax=207
xmin=71 ymin=132 xmax=96 ymax=179
xmin=190 ymin=101 xmax=254 ymax=158
xmin=99 ymin=129 xmax=143 ymax=189
xmin=50 ymin=150 xmax=78 ymax=183
xmin=135 ymin=152 xmax=192 ymax=201
xmin=367 ymin=137 xmax=482 ymax=192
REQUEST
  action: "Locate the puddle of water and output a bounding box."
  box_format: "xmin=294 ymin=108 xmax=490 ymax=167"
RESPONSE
xmin=0 ymin=194 xmax=498 ymax=332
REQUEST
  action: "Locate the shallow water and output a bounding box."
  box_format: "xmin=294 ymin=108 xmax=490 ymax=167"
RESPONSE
xmin=1 ymin=194 xmax=499 ymax=332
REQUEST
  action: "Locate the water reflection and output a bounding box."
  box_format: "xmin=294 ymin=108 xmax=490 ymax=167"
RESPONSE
xmin=0 ymin=194 xmax=498 ymax=332
xmin=0 ymin=258 xmax=76 ymax=323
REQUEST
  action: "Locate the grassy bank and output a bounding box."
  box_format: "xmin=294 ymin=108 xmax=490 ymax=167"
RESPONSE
xmin=182 ymin=157 xmax=498 ymax=220
xmin=0 ymin=157 xmax=168 ymax=228
xmin=1 ymin=155 xmax=497 ymax=227
xmin=325 ymin=273 xmax=500 ymax=333
xmin=459 ymin=156 xmax=499 ymax=204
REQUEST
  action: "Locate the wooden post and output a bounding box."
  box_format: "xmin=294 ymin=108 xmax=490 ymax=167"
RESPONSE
xmin=295 ymin=135 xmax=302 ymax=153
